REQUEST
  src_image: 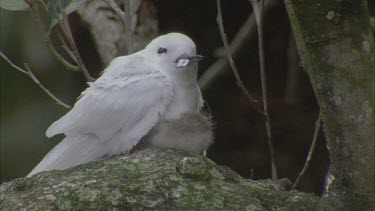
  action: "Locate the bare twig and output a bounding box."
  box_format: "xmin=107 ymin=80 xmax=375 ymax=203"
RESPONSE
xmin=51 ymin=2 xmax=71 ymax=48
xmin=57 ymin=32 xmax=79 ymax=64
xmin=0 ymin=50 xmax=71 ymax=109
xmin=55 ymin=0 xmax=94 ymax=81
xmin=104 ymin=0 xmax=125 ymax=18
xmin=216 ymin=0 xmax=257 ymax=104
xmin=29 ymin=0 xmax=79 ymax=72
xmin=104 ymin=0 xmax=134 ymax=54
xmin=292 ymin=113 xmax=322 ymax=189
xmin=199 ymin=0 xmax=277 ymax=94
xmin=198 ymin=13 xmax=257 ymax=92
xmin=47 ymin=40 xmax=79 ymax=71
xmin=249 ymin=0 xmax=277 ymax=180
xmin=0 ymin=51 xmax=28 ymax=74
xmin=24 ymin=64 xmax=71 ymax=109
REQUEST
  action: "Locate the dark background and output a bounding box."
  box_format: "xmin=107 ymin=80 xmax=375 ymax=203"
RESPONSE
xmin=0 ymin=0 xmax=334 ymax=195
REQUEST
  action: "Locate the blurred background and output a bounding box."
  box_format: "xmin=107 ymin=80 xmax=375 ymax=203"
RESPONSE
xmin=0 ymin=0 xmax=334 ymax=195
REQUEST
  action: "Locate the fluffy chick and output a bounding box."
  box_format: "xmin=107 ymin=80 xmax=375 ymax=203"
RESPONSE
xmin=147 ymin=112 xmax=214 ymax=154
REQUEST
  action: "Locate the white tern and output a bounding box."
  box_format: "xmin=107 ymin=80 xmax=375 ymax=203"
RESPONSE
xmin=28 ymin=33 xmax=212 ymax=177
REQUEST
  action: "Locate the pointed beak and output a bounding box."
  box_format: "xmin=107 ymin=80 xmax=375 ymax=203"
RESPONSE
xmin=187 ymin=55 xmax=204 ymax=62
xmin=175 ymin=55 xmax=204 ymax=68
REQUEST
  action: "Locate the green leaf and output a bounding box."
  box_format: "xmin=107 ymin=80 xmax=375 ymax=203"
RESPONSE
xmin=0 ymin=0 xmax=30 ymax=11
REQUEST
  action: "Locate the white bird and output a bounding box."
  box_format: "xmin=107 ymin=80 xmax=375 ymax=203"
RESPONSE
xmin=28 ymin=33 xmax=211 ymax=177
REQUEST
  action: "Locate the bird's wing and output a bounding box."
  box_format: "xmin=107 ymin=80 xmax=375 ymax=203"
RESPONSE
xmin=46 ymin=62 xmax=173 ymax=151
xmin=28 ymin=134 xmax=104 ymax=176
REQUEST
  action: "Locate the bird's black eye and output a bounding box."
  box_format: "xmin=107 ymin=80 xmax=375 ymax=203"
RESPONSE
xmin=158 ymin=47 xmax=167 ymax=54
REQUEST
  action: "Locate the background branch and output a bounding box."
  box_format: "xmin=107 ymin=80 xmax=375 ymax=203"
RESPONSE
xmin=292 ymin=113 xmax=321 ymax=189
xmin=198 ymin=13 xmax=256 ymax=92
xmin=249 ymin=0 xmax=277 ymax=180
xmin=46 ymin=40 xmax=79 ymax=71
xmin=104 ymin=0 xmax=125 ymax=18
xmin=198 ymin=0 xmax=276 ymax=94
xmin=54 ymin=0 xmax=94 ymax=81
xmin=0 ymin=50 xmax=71 ymax=109
xmin=56 ymin=32 xmax=79 ymax=64
xmin=29 ymin=0 xmax=79 ymax=72
xmin=216 ymin=0 xmax=257 ymax=105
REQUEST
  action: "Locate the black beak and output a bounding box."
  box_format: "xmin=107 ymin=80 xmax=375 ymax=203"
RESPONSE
xmin=175 ymin=55 xmax=204 ymax=68
xmin=187 ymin=55 xmax=204 ymax=62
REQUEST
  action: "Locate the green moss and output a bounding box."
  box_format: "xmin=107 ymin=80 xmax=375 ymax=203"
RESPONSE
xmin=245 ymin=204 xmax=263 ymax=211
xmin=0 ymin=149 xmax=328 ymax=210
xmin=177 ymin=192 xmax=208 ymax=208
xmin=120 ymin=163 xmax=136 ymax=172
xmin=53 ymin=198 xmax=74 ymax=210
xmin=77 ymin=187 xmax=98 ymax=202
xmin=212 ymin=198 xmax=224 ymax=208
xmin=12 ymin=178 xmax=33 ymax=191
xmin=168 ymin=174 xmax=183 ymax=183
xmin=176 ymin=157 xmax=211 ymax=181
xmin=136 ymin=162 xmax=150 ymax=171
xmin=240 ymin=180 xmax=267 ymax=191
xmin=108 ymin=179 xmax=122 ymax=187
xmin=209 ymin=167 xmax=225 ymax=180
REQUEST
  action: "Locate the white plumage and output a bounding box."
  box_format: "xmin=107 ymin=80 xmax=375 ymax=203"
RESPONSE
xmin=28 ymin=33 xmax=210 ymax=177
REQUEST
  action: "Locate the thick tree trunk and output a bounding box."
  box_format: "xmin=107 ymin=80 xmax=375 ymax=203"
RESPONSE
xmin=284 ymin=0 xmax=374 ymax=209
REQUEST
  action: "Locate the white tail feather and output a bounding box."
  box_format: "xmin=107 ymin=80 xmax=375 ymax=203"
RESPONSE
xmin=27 ymin=134 xmax=104 ymax=177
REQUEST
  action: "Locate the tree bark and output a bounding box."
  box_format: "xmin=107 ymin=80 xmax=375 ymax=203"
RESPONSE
xmin=5 ymin=147 xmax=375 ymax=210
xmin=284 ymin=0 xmax=374 ymax=209
xmin=1 ymin=148 xmax=325 ymax=210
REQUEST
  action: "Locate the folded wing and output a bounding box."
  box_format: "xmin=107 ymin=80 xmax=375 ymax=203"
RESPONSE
xmin=28 ymin=62 xmax=174 ymax=176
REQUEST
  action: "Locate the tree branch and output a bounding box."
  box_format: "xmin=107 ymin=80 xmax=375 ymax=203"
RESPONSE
xmin=56 ymin=32 xmax=79 ymax=64
xmin=0 ymin=51 xmax=28 ymax=75
xmin=215 ymin=0 xmax=257 ymax=104
xmin=292 ymin=113 xmax=321 ymax=189
xmin=198 ymin=13 xmax=256 ymax=92
xmin=249 ymin=0 xmax=277 ymax=180
xmin=46 ymin=40 xmax=79 ymax=71
xmin=103 ymin=0 xmax=125 ymax=18
xmin=55 ymin=0 xmax=94 ymax=81
xmin=0 ymin=50 xmax=71 ymax=109
xmin=198 ymin=0 xmax=277 ymax=94
xmin=30 ymin=0 xmax=79 ymax=72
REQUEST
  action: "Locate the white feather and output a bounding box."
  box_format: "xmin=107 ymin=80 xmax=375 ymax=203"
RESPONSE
xmin=28 ymin=134 xmax=102 ymax=176
xmin=28 ymin=33 xmax=204 ymax=176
